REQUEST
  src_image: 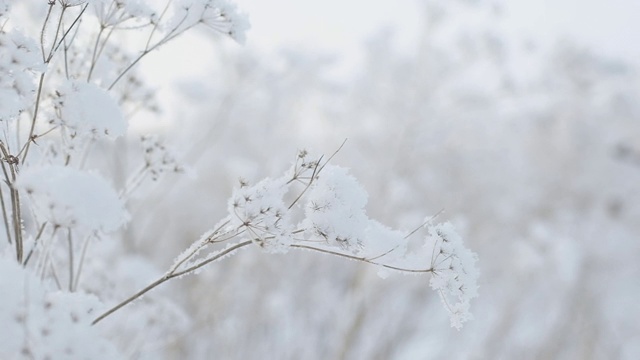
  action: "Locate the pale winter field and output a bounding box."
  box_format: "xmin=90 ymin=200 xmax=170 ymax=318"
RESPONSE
xmin=0 ymin=1 xmax=638 ymax=359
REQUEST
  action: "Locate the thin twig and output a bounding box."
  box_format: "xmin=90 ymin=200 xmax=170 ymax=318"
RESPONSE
xmin=167 ymin=220 xmax=231 ymax=274
xmin=51 ymin=4 xmax=88 ymax=56
xmin=144 ymin=0 xmax=174 ymax=50
xmin=20 ymin=73 xmax=46 ymax=163
xmin=40 ymin=4 xmax=55 ymax=62
xmin=92 ymin=276 xmax=166 ymax=326
xmin=87 ymin=25 xmax=106 ymax=81
xmin=22 ymin=222 xmax=48 ymax=266
xmin=170 ymin=240 xmax=252 ymax=278
xmin=49 ymin=259 xmax=62 ymax=290
xmin=404 ymin=208 xmax=445 ymax=239
xmin=92 ymin=240 xmax=252 ymax=325
xmin=0 ymin=142 xmax=22 ymax=262
xmin=22 ymin=4 xmax=88 ymax=163
xmin=34 ymin=225 xmax=59 ymax=278
xmin=287 ymin=139 xmax=349 ymax=210
xmin=46 ymin=5 xmax=68 ymax=61
xmin=13 ymin=184 xmax=23 ymax=262
xmin=67 ymin=228 xmax=74 ymax=292
xmin=318 ymin=138 xmax=348 ymax=173
xmin=290 ymin=244 xmax=434 ymax=273
xmin=87 ymin=19 xmax=122 ymax=82
xmin=73 ymin=234 xmax=92 ymax=291
xmin=108 ymin=9 xmax=193 ymax=90
xmin=119 ymin=164 xmax=149 ymax=199
xmin=366 ymin=245 xmax=400 ymax=262
xmin=62 ymin=13 xmax=83 ymax=79
xmin=287 ymin=155 xmax=322 ymax=210
xmin=0 ymin=172 xmax=12 ymax=245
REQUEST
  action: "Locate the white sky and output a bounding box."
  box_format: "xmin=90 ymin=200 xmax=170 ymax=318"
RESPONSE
xmin=144 ymin=0 xmax=640 ymax=86
xmin=139 ymin=0 xmax=640 ymax=132
xmin=235 ymin=0 xmax=640 ymax=65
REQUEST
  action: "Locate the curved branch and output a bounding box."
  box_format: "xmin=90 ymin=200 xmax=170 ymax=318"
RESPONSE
xmin=290 ymin=244 xmax=434 ymax=274
xmin=92 ymin=240 xmax=252 ymax=325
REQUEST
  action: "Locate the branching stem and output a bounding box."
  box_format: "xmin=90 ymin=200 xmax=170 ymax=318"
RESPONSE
xmin=20 ymin=73 xmax=46 ymax=163
xmin=290 ymin=244 xmax=434 ymax=274
xmin=92 ymin=240 xmax=252 ymax=325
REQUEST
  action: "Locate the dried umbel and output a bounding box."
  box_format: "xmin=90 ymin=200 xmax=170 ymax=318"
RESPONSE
xmin=94 ymin=151 xmax=478 ymax=329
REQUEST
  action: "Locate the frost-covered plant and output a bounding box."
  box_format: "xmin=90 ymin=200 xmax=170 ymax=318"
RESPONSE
xmin=0 ymin=257 xmax=121 ymax=359
xmin=93 ymin=149 xmax=479 ymax=329
xmin=0 ymin=0 xmax=477 ymax=357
